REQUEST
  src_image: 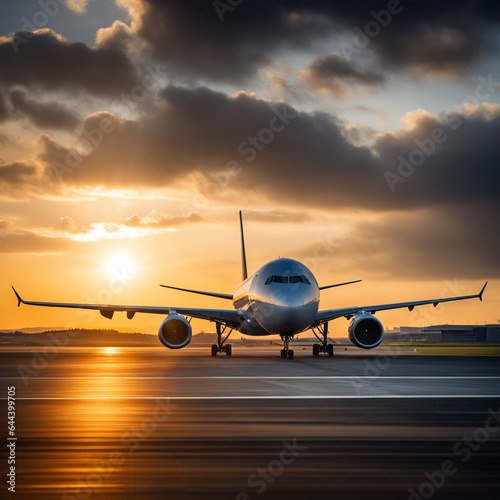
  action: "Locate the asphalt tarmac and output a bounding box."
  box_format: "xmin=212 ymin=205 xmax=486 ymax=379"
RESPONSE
xmin=1 ymin=345 xmax=500 ymax=500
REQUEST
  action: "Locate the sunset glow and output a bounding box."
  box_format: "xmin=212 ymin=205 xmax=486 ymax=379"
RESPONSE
xmin=1 ymin=1 xmax=499 ymax=335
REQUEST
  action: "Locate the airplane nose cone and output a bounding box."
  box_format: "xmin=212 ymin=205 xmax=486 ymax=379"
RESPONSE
xmin=253 ymin=289 xmax=314 ymax=335
xmin=270 ymin=289 xmax=305 ymax=308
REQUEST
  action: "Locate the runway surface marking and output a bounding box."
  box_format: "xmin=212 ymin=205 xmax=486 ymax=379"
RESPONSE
xmin=2 ymin=376 xmax=500 ymax=380
xmin=4 ymin=395 xmax=500 ymax=400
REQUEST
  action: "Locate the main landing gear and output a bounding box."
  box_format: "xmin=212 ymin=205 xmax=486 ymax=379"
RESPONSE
xmin=312 ymin=322 xmax=334 ymax=357
xmin=211 ymin=322 xmax=233 ymax=356
xmin=280 ymin=335 xmax=294 ymax=360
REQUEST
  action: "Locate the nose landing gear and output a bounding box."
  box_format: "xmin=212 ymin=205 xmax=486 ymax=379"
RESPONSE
xmin=280 ymin=334 xmax=294 ymax=359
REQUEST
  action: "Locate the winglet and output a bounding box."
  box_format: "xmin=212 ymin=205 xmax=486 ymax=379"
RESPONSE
xmin=239 ymin=211 xmax=248 ymax=281
xmin=11 ymin=286 xmax=24 ymax=307
xmin=478 ymin=281 xmax=488 ymax=301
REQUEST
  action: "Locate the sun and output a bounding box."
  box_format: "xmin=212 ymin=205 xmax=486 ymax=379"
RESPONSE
xmin=104 ymin=252 xmax=136 ymax=280
xmin=101 ymin=347 xmax=119 ymax=355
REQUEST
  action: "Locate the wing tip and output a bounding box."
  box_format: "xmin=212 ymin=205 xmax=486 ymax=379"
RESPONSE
xmin=11 ymin=286 xmax=24 ymax=307
xmin=478 ymin=281 xmax=488 ymax=301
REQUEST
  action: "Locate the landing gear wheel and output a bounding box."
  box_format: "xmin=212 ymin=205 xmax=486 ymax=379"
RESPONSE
xmin=280 ymin=349 xmax=287 ymax=359
xmin=288 ymin=350 xmax=294 ymax=360
xmin=212 ymin=323 xmax=234 ymax=358
xmin=312 ymin=322 xmax=335 ymax=358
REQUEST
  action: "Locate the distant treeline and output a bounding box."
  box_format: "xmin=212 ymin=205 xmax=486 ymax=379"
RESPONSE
xmin=0 ymin=329 xmax=158 ymax=347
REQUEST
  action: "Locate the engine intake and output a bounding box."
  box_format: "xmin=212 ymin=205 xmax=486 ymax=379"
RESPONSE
xmin=158 ymin=313 xmax=192 ymax=349
xmin=348 ymin=312 xmax=384 ymax=349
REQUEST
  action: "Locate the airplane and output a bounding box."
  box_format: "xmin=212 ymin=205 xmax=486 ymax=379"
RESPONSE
xmin=12 ymin=211 xmax=488 ymax=359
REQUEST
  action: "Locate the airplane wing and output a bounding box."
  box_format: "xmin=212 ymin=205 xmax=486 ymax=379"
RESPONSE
xmin=312 ymin=281 xmax=488 ymax=326
xmin=11 ymin=287 xmax=245 ymax=329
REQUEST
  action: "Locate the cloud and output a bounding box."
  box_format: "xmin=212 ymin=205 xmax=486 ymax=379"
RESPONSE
xmin=318 ymin=206 xmax=500 ymax=279
xmin=120 ymin=0 xmax=335 ymax=83
xmin=240 ymin=209 xmax=312 ymax=224
xmin=115 ymin=0 xmax=500 ymax=83
xmin=0 ymin=160 xmax=53 ymax=199
xmin=33 ymin=87 xmax=385 ymax=206
xmin=65 ymin=0 xmax=90 ymax=14
xmin=0 ymin=229 xmax=74 ymax=254
xmin=29 ymin=212 xmax=205 ymax=242
xmin=0 ymin=91 xmax=9 ymax=121
xmin=15 ymin=86 xmax=497 ymax=216
xmin=364 ymin=19 xmax=490 ymax=79
xmin=1 ymin=84 xmax=498 ymax=278
xmin=0 ymin=29 xmax=140 ymax=97
xmin=301 ymin=52 xmax=384 ymax=96
xmin=94 ymin=20 xmax=144 ymax=59
xmin=9 ymin=90 xmax=80 ymax=130
xmin=123 ymin=212 xmax=202 ymax=228
xmin=372 ymin=108 xmax=500 ymax=208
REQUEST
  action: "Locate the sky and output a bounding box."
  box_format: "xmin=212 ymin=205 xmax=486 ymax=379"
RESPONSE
xmin=1 ymin=0 xmax=499 ymax=336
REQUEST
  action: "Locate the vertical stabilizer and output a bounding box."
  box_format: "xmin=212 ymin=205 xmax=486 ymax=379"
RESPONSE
xmin=239 ymin=211 xmax=248 ymax=281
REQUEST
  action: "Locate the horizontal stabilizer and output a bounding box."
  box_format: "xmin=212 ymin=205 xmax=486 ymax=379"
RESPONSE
xmin=160 ymin=284 xmax=233 ymax=300
xmin=319 ymin=279 xmax=362 ymax=291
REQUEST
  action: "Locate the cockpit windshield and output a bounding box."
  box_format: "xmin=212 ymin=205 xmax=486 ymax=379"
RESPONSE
xmin=264 ymin=275 xmax=310 ymax=285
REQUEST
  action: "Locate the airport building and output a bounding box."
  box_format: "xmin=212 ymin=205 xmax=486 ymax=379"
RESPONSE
xmin=385 ymin=324 xmax=500 ymax=342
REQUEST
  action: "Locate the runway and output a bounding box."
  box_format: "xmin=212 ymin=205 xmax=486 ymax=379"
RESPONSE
xmin=1 ymin=345 xmax=500 ymax=499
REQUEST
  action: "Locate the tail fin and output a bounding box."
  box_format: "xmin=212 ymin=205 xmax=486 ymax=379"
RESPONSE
xmin=239 ymin=211 xmax=248 ymax=281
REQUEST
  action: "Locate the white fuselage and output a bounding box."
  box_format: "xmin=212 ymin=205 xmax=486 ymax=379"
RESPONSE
xmin=233 ymin=258 xmax=319 ymax=336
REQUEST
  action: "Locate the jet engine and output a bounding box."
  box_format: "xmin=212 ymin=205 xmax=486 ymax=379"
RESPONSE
xmin=348 ymin=312 xmax=384 ymax=349
xmin=158 ymin=313 xmax=192 ymax=349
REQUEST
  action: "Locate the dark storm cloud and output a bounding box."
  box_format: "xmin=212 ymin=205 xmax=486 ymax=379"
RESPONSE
xmin=130 ymin=0 xmax=333 ymax=83
xmin=0 ymin=90 xmax=9 ymax=121
xmin=301 ymin=52 xmax=384 ymax=95
xmin=127 ymin=0 xmax=500 ymax=82
xmin=9 ymin=90 xmax=79 ymax=130
xmin=32 ymin=86 xmax=500 ymax=215
xmin=37 ymin=86 xmax=386 ymax=206
xmin=372 ymin=108 xmax=500 ymax=208
xmin=0 ymin=29 xmax=140 ymax=97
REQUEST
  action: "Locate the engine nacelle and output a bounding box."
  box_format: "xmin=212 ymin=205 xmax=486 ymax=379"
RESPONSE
xmin=348 ymin=312 xmax=384 ymax=349
xmin=158 ymin=313 xmax=192 ymax=349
